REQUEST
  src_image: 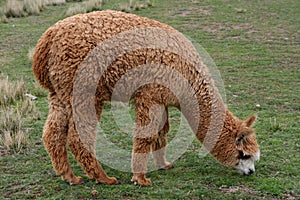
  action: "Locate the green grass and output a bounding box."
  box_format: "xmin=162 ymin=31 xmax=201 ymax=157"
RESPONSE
xmin=0 ymin=0 xmax=299 ymax=199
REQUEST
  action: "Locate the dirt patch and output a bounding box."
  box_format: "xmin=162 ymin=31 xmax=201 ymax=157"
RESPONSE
xmin=282 ymin=191 xmax=299 ymax=200
xmin=231 ymin=23 xmax=253 ymax=31
xmin=176 ymin=7 xmax=193 ymax=17
xmin=176 ymin=6 xmax=211 ymax=17
xmin=202 ymin=22 xmax=227 ymax=34
xmin=218 ymin=185 xmax=259 ymax=195
xmin=203 ymin=22 xmax=254 ymax=34
xmin=178 ymin=10 xmax=191 ymax=17
xmin=198 ymin=8 xmax=212 ymax=15
xmin=201 ymin=22 xmax=260 ymax=40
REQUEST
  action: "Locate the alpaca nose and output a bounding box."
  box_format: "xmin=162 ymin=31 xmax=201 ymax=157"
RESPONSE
xmin=248 ymin=169 xmax=254 ymax=175
xmin=243 ymin=169 xmax=255 ymax=176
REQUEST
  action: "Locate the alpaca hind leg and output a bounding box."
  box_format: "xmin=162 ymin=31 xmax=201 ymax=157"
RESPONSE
xmin=151 ymin=108 xmax=173 ymax=170
xmin=68 ymin=113 xmax=118 ymax=184
xmin=42 ymin=93 xmax=83 ymax=185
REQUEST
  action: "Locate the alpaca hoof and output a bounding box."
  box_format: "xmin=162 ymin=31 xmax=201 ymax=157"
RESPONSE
xmin=69 ymin=176 xmax=85 ymax=185
xmin=96 ymin=177 xmax=119 ymax=185
xmin=131 ymin=176 xmax=152 ymax=186
xmin=62 ymin=172 xmax=85 ymax=185
xmin=158 ymin=162 xmax=174 ymax=170
xmin=161 ymin=162 xmax=174 ymax=170
xmin=109 ymin=177 xmax=119 ymax=185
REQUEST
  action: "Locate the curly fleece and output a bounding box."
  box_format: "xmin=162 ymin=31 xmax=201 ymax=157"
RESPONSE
xmin=33 ymin=10 xmax=259 ymax=186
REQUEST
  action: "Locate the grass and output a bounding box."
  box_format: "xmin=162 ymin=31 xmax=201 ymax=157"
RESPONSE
xmin=0 ymin=0 xmax=299 ymax=199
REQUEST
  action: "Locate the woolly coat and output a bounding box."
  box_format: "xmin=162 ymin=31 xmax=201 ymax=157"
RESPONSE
xmin=33 ymin=10 xmax=259 ymax=185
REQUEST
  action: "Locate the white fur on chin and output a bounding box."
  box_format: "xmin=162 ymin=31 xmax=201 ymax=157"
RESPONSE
xmin=236 ymin=150 xmax=260 ymax=175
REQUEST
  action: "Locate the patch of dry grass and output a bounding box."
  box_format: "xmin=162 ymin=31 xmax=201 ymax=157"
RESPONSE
xmin=0 ymin=0 xmax=109 ymax=19
xmin=45 ymin=0 xmax=66 ymax=6
xmin=65 ymin=0 xmax=107 ymax=17
xmin=119 ymin=0 xmax=152 ymax=13
xmin=23 ymin=0 xmax=45 ymax=15
xmin=0 ymin=107 xmax=28 ymax=154
xmin=119 ymin=2 xmax=131 ymax=13
xmin=27 ymin=47 xmax=35 ymax=63
xmin=85 ymin=0 xmax=103 ymax=13
xmin=65 ymin=3 xmax=86 ymax=16
xmin=0 ymin=7 xmax=8 ymax=23
xmin=0 ymin=77 xmax=25 ymax=106
xmin=5 ymin=0 xmax=26 ymax=18
xmin=0 ymin=77 xmax=39 ymax=154
xmin=2 ymin=0 xmax=66 ymax=18
xmin=145 ymin=0 xmax=153 ymax=7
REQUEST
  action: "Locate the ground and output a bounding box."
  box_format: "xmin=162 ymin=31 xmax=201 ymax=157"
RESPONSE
xmin=0 ymin=0 xmax=299 ymax=199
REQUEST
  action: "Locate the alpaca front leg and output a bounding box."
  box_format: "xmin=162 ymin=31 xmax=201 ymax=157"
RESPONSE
xmin=131 ymin=138 xmax=151 ymax=186
xmin=67 ymin=116 xmax=118 ymax=185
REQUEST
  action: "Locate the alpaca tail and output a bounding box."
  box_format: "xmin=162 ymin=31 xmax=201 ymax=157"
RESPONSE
xmin=32 ymin=26 xmax=57 ymax=92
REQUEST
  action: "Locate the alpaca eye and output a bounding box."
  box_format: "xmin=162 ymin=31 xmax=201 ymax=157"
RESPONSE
xmin=238 ymin=151 xmax=251 ymax=160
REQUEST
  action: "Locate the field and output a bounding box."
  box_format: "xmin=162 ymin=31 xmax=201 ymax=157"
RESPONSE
xmin=0 ymin=0 xmax=299 ymax=199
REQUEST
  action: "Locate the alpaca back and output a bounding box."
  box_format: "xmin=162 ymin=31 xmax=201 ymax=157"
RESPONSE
xmin=32 ymin=10 xmax=173 ymax=94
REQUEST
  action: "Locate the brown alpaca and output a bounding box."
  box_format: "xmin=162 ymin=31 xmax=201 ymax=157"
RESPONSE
xmin=33 ymin=10 xmax=260 ymax=186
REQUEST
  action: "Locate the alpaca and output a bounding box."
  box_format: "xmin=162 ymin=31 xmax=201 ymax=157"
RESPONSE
xmin=33 ymin=10 xmax=260 ymax=186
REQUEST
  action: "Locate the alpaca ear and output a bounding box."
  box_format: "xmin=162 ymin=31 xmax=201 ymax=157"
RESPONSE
xmin=244 ymin=115 xmax=257 ymax=127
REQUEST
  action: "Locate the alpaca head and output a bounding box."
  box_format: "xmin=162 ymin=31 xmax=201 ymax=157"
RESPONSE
xmin=234 ymin=115 xmax=260 ymax=175
xmin=211 ymin=112 xmax=260 ymax=175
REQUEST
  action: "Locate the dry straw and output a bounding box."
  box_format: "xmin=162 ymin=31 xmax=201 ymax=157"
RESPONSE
xmin=65 ymin=0 xmax=106 ymax=17
xmin=5 ymin=0 xmax=26 ymax=18
xmin=65 ymin=3 xmax=86 ymax=16
xmin=0 ymin=7 xmax=8 ymax=23
xmin=45 ymin=0 xmax=66 ymax=6
xmin=119 ymin=0 xmax=153 ymax=13
xmin=27 ymin=47 xmax=35 ymax=63
xmin=0 ymin=107 xmax=28 ymax=153
xmin=23 ymin=0 xmax=45 ymax=15
xmin=0 ymin=77 xmax=39 ymax=154
xmin=2 ymin=0 xmax=66 ymax=18
xmin=85 ymin=0 xmax=103 ymax=13
xmin=0 ymin=77 xmax=25 ymax=106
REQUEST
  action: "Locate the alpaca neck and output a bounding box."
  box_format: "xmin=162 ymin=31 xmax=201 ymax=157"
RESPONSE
xmin=193 ymin=88 xmax=227 ymax=153
xmin=209 ymin=110 xmax=241 ymax=165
